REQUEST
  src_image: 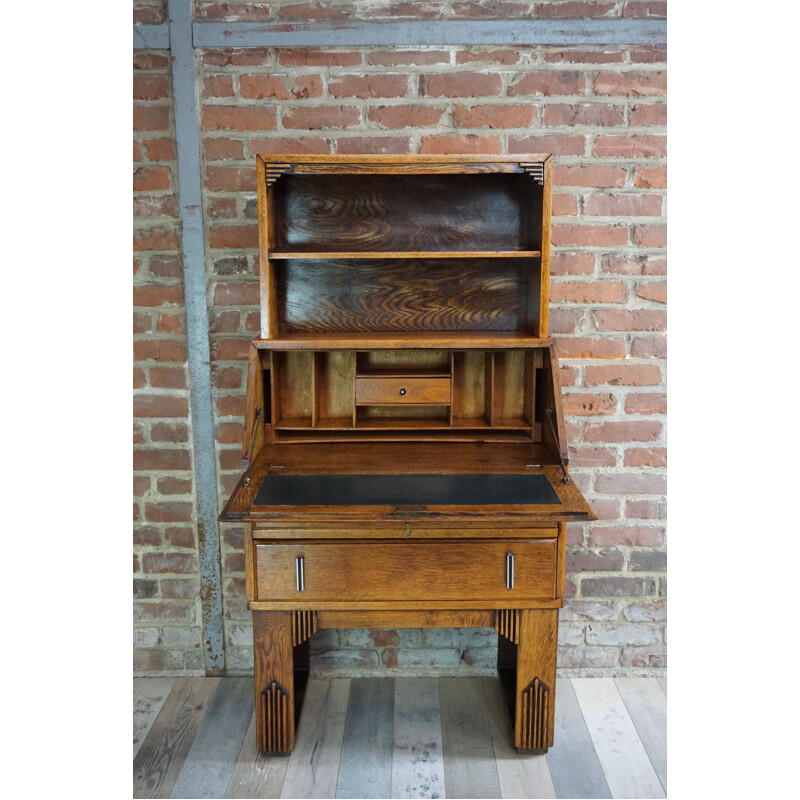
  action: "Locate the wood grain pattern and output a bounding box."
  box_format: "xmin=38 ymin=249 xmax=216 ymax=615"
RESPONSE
xmin=135 ymin=676 xmax=664 ymax=798
xmin=259 ymin=154 xmax=549 ymax=166
xmin=336 ymin=678 xmax=395 ymax=799
xmin=257 ymin=155 xmax=273 ymax=338
xmin=133 ymin=677 xmax=220 ymax=799
xmin=314 ymin=351 xmax=354 ymax=423
xmin=440 ymin=677 xmax=501 ymax=799
xmin=319 ymin=610 xmax=494 ymax=629
xmin=224 ymin=712 xmax=290 ymax=799
xmin=280 ymin=678 xmax=350 ymax=799
xmin=536 ymin=343 xmax=569 ymax=470
xmin=274 ymin=174 xmax=528 ymax=253
xmin=251 ymin=599 xmax=562 ymax=612
xmin=615 ymin=678 xmax=667 ymax=792
xmin=255 ymin=540 xmax=557 ymax=602
xmin=274 ymin=351 xmax=313 ymax=424
xmin=519 ymin=677 xmax=551 ymax=750
xmin=253 ymin=525 xmax=557 ymax=541
xmin=391 ymin=678 xmax=445 ymax=799
xmin=242 ymin=344 xmax=266 ymax=465
xmin=226 ymin=155 xmax=596 ymax=759
xmin=252 ymin=612 xmax=295 ymax=753
xmin=270 ymin=250 xmax=541 ymax=259
xmin=482 ymin=677 xmax=556 ymax=799
xmin=291 ymin=610 xmax=318 ymax=646
xmin=572 ymin=678 xmax=665 ymax=799
xmin=169 ymin=678 xmax=253 ymax=799
xmin=252 ymin=332 xmax=553 ymax=350
xmin=134 ymin=678 xmax=176 ymax=760
xmin=546 ymin=678 xmax=612 ymax=799
xmin=355 ymin=376 xmax=451 ymax=405
xmin=515 ymin=610 xmax=558 ymax=750
xmin=452 ymin=350 xmax=487 ymax=422
xmin=495 ymin=609 xmax=522 ymax=644
xmin=276 ymin=258 xmax=532 ymax=333
xmin=538 ymin=158 xmax=552 ymax=337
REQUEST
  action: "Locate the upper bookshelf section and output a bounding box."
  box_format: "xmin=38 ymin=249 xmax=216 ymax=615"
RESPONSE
xmin=257 ymin=155 xmax=553 ymax=341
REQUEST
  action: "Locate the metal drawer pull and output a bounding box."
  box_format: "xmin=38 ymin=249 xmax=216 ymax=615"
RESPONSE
xmin=506 ymin=553 xmax=514 ymax=590
xmin=296 ymin=556 xmax=305 ymax=592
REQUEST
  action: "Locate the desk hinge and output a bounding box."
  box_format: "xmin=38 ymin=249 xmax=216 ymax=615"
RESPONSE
xmin=544 ymin=406 xmax=570 ymax=485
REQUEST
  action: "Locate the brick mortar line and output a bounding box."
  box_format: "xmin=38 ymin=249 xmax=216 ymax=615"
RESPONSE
xmin=199 ymin=95 xmax=666 ymax=105
xmin=196 ymin=63 xmax=668 ymax=74
xmin=198 ymin=153 xmax=668 ymax=161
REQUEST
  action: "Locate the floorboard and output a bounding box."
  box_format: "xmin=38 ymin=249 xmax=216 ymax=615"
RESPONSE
xmin=280 ymin=678 xmax=351 ymax=800
xmin=546 ymin=679 xmax=611 ymax=799
xmin=134 ymin=678 xmax=176 ymax=759
xmin=657 ymin=676 xmax=667 ymax=695
xmin=133 ymin=677 xmax=220 ymax=799
xmin=615 ymin=678 xmax=667 ymax=793
xmin=391 ymin=678 xmax=445 ymax=799
xmin=224 ymin=712 xmax=289 ymax=799
xmin=134 ymin=676 xmax=667 ymax=800
xmin=170 ymin=677 xmax=253 ymax=799
xmin=440 ymin=677 xmax=501 ymax=799
xmin=336 ymin=678 xmax=395 ymax=799
xmin=482 ymin=677 xmax=556 ymax=799
xmin=572 ymin=678 xmax=665 ymax=800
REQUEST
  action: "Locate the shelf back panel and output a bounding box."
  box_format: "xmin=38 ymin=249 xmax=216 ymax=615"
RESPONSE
xmin=273 ymin=173 xmax=533 ymax=252
xmin=276 ymin=257 xmax=533 ymax=333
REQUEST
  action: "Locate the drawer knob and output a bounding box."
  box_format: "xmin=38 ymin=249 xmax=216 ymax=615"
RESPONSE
xmin=506 ymin=553 xmax=515 ymax=590
xmin=398 ymin=387 xmax=407 ymax=396
xmin=296 ymin=556 xmax=305 ymax=592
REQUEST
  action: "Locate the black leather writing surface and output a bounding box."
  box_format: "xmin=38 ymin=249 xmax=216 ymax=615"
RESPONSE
xmin=253 ymin=473 xmax=561 ymax=507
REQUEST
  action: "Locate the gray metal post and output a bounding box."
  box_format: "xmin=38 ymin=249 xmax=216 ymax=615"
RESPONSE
xmin=167 ymin=0 xmax=226 ymax=675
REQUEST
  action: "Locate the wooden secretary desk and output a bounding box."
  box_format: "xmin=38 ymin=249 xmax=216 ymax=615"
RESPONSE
xmin=220 ymin=154 xmax=595 ymax=755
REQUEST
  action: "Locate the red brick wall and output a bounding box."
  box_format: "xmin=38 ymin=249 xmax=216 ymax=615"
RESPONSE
xmin=134 ymin=49 xmax=205 ymax=673
xmin=133 ymin=1 xmax=167 ymax=24
xmin=134 ymin=4 xmax=666 ymax=676
xmin=195 ymin=1 xmax=667 ymax=22
xmin=202 ymin=42 xmax=667 ymax=674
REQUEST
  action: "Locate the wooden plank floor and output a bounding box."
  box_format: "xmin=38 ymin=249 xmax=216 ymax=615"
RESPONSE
xmin=134 ymin=676 xmax=666 ymax=799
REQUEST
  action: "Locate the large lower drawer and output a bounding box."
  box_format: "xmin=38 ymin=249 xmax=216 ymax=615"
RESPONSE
xmin=254 ymin=540 xmax=557 ymax=602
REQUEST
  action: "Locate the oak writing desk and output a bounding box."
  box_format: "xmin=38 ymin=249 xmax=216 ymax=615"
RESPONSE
xmin=221 ymin=155 xmax=595 ymax=754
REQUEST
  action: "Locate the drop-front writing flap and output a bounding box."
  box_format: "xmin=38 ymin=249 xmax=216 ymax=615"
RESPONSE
xmin=220 ymin=441 xmax=595 ymax=523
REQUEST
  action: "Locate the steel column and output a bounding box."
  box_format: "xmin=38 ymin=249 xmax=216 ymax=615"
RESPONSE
xmin=193 ymin=19 xmax=667 ymax=48
xmin=167 ymin=0 xmax=225 ymax=675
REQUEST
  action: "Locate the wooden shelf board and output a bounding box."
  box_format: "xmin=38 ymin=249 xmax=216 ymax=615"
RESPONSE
xmin=274 ymin=431 xmax=533 ymax=443
xmin=253 ymin=332 xmax=553 ymax=350
xmin=494 ymin=417 xmax=532 ymax=430
xmin=452 ymin=417 xmax=531 ymax=431
xmin=452 ymin=417 xmax=490 ymax=429
xmin=269 ymin=251 xmax=541 ymax=260
xmin=355 ymin=417 xmax=450 ymax=429
xmin=275 ymin=417 xmax=313 ymax=430
xmin=315 ymin=417 xmax=354 ymax=429
xmin=355 ymin=369 xmax=451 ymax=378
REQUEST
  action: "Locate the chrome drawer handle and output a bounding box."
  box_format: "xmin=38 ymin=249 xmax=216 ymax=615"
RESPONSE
xmin=506 ymin=553 xmax=514 ymax=590
xmin=296 ymin=556 xmax=305 ymax=592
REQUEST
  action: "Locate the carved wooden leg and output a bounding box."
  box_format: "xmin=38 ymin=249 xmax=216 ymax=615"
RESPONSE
xmin=515 ymin=608 xmax=558 ymax=752
xmin=252 ymin=611 xmax=295 ymax=754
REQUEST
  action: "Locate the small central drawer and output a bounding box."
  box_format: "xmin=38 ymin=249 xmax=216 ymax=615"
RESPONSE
xmin=355 ymin=376 xmax=451 ymax=405
xmin=254 ymin=540 xmax=557 ymax=602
